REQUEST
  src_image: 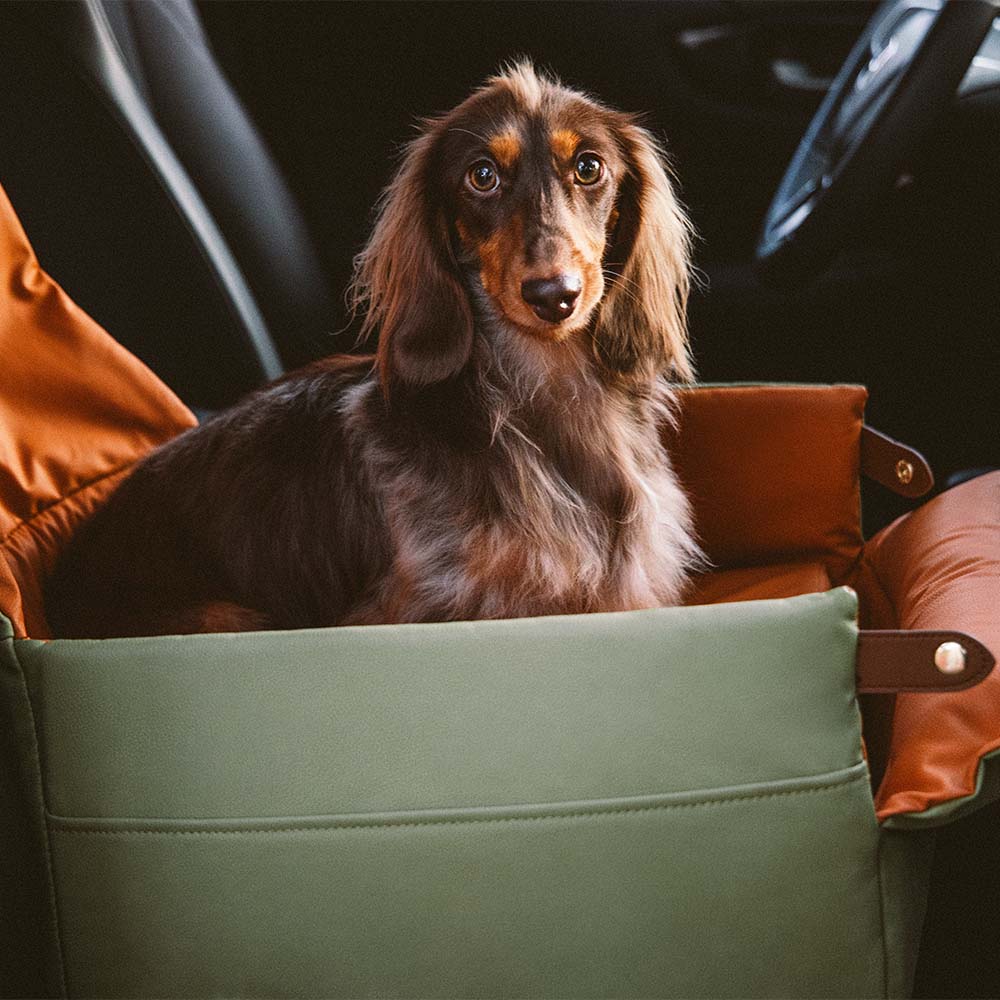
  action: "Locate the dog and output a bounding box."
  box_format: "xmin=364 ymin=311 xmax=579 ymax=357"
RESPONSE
xmin=46 ymin=61 xmax=701 ymax=639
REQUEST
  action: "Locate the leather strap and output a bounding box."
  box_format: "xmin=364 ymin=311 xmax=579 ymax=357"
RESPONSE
xmin=857 ymin=630 xmax=995 ymax=694
xmin=860 ymin=426 xmax=934 ymax=498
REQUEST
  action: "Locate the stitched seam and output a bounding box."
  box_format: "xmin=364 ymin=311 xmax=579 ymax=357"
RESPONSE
xmin=49 ymin=771 xmax=869 ymax=836
xmin=0 ymin=461 xmax=134 ymax=547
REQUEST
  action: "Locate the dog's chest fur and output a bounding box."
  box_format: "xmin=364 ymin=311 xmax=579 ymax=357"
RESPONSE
xmin=345 ymin=354 xmax=695 ymax=624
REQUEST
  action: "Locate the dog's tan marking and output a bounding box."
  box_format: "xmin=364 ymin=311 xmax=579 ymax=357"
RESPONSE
xmin=478 ymin=212 xmax=523 ymax=299
xmin=550 ymin=129 xmax=581 ymax=162
xmin=488 ymin=132 xmax=521 ymax=171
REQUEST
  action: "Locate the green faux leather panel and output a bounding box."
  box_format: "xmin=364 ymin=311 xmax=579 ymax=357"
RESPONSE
xmin=9 ymin=589 xmax=890 ymax=997
xmin=21 ymin=589 xmax=862 ymax=820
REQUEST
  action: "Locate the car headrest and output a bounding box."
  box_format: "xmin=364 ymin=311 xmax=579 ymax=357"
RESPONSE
xmin=0 ymin=0 xmax=337 ymax=406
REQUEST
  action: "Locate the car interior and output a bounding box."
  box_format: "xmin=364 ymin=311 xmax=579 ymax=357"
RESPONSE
xmin=0 ymin=1 xmax=998 ymax=996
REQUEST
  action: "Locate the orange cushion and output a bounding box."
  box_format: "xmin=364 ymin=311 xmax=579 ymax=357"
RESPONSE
xmin=686 ymin=561 xmax=832 ymax=606
xmin=0 ymin=183 xmax=195 ymax=638
xmin=668 ymin=384 xmax=866 ymax=584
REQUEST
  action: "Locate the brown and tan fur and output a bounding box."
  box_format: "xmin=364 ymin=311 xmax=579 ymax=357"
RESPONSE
xmin=46 ymin=62 xmax=701 ymax=638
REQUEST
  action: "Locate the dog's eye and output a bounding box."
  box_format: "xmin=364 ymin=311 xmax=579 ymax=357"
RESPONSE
xmin=467 ymin=161 xmax=500 ymax=193
xmin=574 ymin=153 xmax=604 ymax=186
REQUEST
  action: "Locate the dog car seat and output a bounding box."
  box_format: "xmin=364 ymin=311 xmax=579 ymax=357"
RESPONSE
xmin=1 ymin=182 xmax=998 ymax=1000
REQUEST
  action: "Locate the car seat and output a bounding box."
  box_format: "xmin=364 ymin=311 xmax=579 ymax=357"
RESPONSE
xmin=0 ymin=0 xmax=338 ymax=409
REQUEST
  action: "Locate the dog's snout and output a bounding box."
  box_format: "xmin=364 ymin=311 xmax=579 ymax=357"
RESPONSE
xmin=520 ymin=274 xmax=583 ymax=323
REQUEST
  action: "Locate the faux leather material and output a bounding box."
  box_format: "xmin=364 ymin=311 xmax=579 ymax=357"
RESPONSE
xmin=0 ymin=6 xmax=283 ymax=407
xmin=668 ymin=384 xmax=867 ymax=584
xmin=22 ymin=592 xmax=863 ymax=821
xmin=46 ymin=769 xmax=881 ymax=999
xmin=14 ymin=591 xmax=889 ymax=998
xmin=0 ymin=183 xmax=196 ymax=639
xmin=860 ymin=426 xmax=934 ymax=498
xmin=0 ymin=616 xmax=65 ymax=997
xmin=685 ymin=560 xmax=832 ymax=606
xmin=852 ymin=472 xmax=1000 ymax=820
xmin=856 ymin=630 xmax=995 ymax=694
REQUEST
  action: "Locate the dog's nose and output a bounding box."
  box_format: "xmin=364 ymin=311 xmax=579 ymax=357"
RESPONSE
xmin=520 ymin=274 xmax=582 ymax=323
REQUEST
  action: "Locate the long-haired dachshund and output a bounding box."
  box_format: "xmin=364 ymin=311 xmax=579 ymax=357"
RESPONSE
xmin=47 ymin=62 xmax=702 ymax=638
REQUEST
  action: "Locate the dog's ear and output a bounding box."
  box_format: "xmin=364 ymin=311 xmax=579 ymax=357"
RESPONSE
xmin=592 ymin=121 xmax=694 ymax=381
xmin=351 ymin=126 xmax=473 ymax=392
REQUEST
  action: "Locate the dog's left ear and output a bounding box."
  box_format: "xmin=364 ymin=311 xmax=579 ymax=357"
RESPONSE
xmin=592 ymin=121 xmax=694 ymax=381
xmin=351 ymin=126 xmax=474 ymax=393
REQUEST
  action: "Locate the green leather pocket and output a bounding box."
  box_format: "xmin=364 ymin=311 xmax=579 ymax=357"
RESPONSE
xmin=46 ymin=766 xmax=881 ymax=999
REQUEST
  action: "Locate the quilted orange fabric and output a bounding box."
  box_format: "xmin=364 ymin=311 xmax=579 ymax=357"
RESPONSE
xmin=0 ymin=183 xmax=195 ymax=638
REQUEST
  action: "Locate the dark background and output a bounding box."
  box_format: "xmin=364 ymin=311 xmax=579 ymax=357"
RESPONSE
xmin=196 ymin=0 xmax=998 ymax=489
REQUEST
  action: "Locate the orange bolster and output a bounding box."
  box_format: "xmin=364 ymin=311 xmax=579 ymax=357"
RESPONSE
xmin=853 ymin=471 xmax=1000 ymax=819
xmin=669 ymin=384 xmax=866 ymax=584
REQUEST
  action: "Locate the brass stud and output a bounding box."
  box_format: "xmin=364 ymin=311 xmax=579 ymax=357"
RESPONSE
xmin=934 ymin=641 xmax=967 ymax=675
xmin=896 ymin=459 xmax=915 ymax=485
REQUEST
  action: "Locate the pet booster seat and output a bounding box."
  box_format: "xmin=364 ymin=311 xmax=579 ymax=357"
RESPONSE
xmin=1 ymin=182 xmax=998 ymax=999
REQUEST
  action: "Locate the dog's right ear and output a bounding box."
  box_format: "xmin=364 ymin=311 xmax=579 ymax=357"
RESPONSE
xmin=351 ymin=126 xmax=474 ymax=393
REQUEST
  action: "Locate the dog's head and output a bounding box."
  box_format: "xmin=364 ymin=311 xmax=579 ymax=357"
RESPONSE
xmin=352 ymin=61 xmax=693 ymax=391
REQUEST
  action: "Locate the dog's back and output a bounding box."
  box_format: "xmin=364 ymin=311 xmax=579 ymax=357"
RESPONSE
xmin=46 ymin=357 xmax=384 ymax=637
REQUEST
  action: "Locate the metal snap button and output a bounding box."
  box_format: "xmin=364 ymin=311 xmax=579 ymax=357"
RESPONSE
xmin=895 ymin=459 xmax=915 ymax=485
xmin=934 ymin=641 xmax=967 ymax=675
